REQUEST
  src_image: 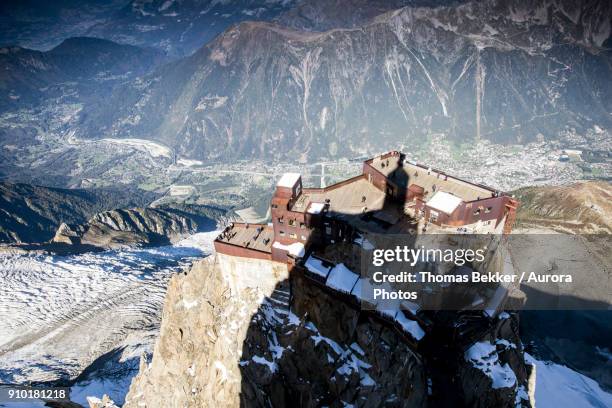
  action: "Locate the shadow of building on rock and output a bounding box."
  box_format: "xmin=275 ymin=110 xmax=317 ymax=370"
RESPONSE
xmin=237 ymin=274 xmax=429 ymax=407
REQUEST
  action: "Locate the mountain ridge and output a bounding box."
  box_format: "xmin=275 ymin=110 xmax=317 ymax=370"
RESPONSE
xmin=0 ymin=182 xmax=159 ymax=243
xmin=0 ymin=36 xmax=166 ymax=110
xmin=73 ymin=0 xmax=612 ymax=162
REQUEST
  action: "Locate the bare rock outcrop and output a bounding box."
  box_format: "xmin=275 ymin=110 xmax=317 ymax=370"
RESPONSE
xmin=124 ymin=254 xmax=289 ymax=407
xmin=123 ymin=251 xmax=532 ymax=407
xmin=514 ymin=181 xmax=612 ymax=234
xmin=52 ymin=207 xmax=211 ymax=249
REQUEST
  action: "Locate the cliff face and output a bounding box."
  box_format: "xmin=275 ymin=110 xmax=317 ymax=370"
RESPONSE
xmin=123 ymin=252 xmax=531 ymax=407
xmin=123 ymin=254 xmax=291 ymax=407
xmin=239 ymin=272 xmax=427 ymax=407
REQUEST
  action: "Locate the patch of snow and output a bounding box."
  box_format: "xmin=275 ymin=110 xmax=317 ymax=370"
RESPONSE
xmin=515 ymin=384 xmax=529 ymax=406
xmin=286 ymin=310 xmax=301 ymax=326
xmin=306 ymin=322 xmax=344 ymax=355
xmin=304 ymin=255 xmax=331 ymax=278
xmin=495 ymin=339 xmax=516 ymax=350
xmin=71 ymin=360 xmax=137 ymax=407
xmin=272 ymin=241 xmax=305 ymax=257
xmin=526 ymin=353 xmax=612 ymax=408
xmin=251 ymin=355 xmax=278 ymax=373
xmin=350 ymin=343 xmax=365 ymax=356
xmin=360 ymin=373 xmax=376 ymax=386
xmin=394 ymin=311 xmax=425 ymax=341
xmin=326 ymin=263 xmax=359 ymax=294
xmin=465 ymin=341 xmax=516 ymax=389
xmin=335 ymin=349 xmax=374 ymax=387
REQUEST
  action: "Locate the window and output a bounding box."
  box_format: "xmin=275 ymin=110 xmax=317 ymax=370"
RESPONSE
xmin=278 ymin=217 xmax=284 ymax=224
xmin=485 ymin=207 xmax=492 ymax=214
xmin=271 ymin=204 xmax=278 ymax=209
xmin=473 ymin=209 xmax=481 ymax=216
xmin=325 ymin=226 xmax=332 ymax=235
xmin=300 ymin=222 xmax=306 ymax=229
xmin=288 ymin=219 xmax=295 ymax=226
xmin=429 ymin=211 xmax=438 ymax=223
xmin=279 ymin=231 xmax=285 ymax=236
xmin=289 ymin=233 xmax=297 ymax=239
xmin=301 ymin=235 xmax=307 ymax=241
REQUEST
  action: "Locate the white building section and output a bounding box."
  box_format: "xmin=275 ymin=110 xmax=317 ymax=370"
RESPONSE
xmin=277 ymin=173 xmax=301 ymax=188
xmin=272 ymin=241 xmax=305 ymax=257
xmin=426 ymin=191 xmax=463 ymax=214
xmin=307 ymin=202 xmax=326 ymax=214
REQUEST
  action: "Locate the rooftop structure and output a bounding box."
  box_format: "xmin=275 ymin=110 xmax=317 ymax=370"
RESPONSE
xmin=213 ymin=151 xmax=521 ymax=340
xmin=426 ymin=191 xmax=463 ymax=215
xmin=214 ymin=222 xmax=274 ymax=260
xmin=277 ymin=172 xmax=301 ymax=188
xmin=291 ymin=177 xmax=386 ymax=215
xmin=215 ymin=151 xmax=518 ymax=263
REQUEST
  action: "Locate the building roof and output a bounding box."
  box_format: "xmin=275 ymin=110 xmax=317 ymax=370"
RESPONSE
xmin=369 ymin=154 xmax=401 ymax=176
xmin=277 ymin=173 xmax=301 ymax=188
xmin=402 ymin=162 xmax=494 ymax=202
xmin=216 ymin=223 xmax=273 ymax=253
xmin=292 ymin=177 xmax=386 ymax=215
xmin=426 ymin=191 xmax=463 ymax=214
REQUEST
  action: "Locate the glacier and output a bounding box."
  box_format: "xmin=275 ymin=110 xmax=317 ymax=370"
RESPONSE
xmin=0 ymin=230 xmax=218 ymax=405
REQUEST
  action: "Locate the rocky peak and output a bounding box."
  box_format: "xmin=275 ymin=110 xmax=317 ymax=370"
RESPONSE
xmin=123 ymin=250 xmax=531 ymax=407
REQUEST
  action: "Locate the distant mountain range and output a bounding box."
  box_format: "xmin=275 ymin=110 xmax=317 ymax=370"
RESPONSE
xmin=1 ymin=0 xmax=611 ymax=163
xmin=0 ymin=37 xmax=165 ymax=110
xmin=0 ymin=0 xmax=460 ymax=56
xmin=73 ymin=0 xmax=612 ymax=162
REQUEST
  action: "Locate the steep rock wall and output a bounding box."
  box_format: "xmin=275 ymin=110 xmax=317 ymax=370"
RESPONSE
xmin=123 ymin=249 xmax=533 ymax=407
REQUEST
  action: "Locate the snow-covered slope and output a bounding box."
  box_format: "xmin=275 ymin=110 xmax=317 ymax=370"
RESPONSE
xmin=0 ymin=230 xmax=218 ymax=405
xmin=526 ymin=353 xmax=612 ymax=408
